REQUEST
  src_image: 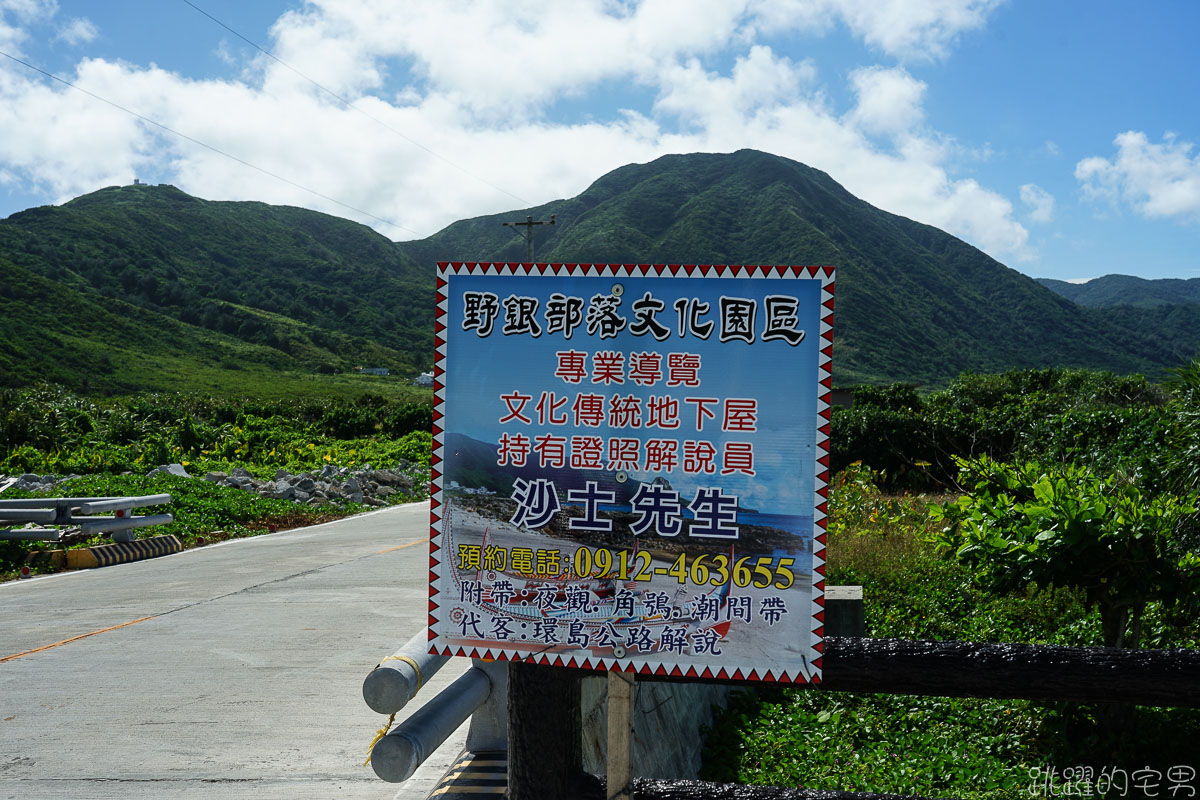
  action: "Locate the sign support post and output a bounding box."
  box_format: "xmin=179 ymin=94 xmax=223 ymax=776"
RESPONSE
xmin=606 ymin=670 xmax=635 ymax=800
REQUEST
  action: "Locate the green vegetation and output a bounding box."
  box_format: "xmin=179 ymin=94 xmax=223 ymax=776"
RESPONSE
xmin=701 ymin=466 xmax=1200 ymax=798
xmin=0 ymin=387 xmax=433 ymax=579
xmin=1 ymin=386 xmax=432 ymax=476
xmin=832 ymin=367 xmax=1176 ymax=490
xmin=409 ymin=150 xmax=1200 ymax=386
xmin=704 ymin=362 xmax=1200 ymax=797
xmin=933 ymin=457 xmax=1199 ymax=648
xmin=5 ymin=154 xmax=1200 ymax=397
xmin=0 ymin=182 xmax=433 ymax=395
xmin=1038 ymin=274 xmax=1200 ymax=309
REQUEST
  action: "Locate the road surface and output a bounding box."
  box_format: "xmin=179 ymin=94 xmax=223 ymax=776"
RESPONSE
xmin=0 ymin=502 xmax=468 ymax=800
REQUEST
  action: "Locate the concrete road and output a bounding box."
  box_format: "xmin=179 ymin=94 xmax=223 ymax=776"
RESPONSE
xmin=0 ymin=502 xmax=469 ymax=800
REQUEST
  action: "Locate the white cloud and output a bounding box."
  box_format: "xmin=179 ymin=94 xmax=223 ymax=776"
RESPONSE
xmin=846 ymin=65 xmax=925 ymax=136
xmin=1076 ymin=131 xmax=1200 ymax=223
xmin=1019 ymin=183 xmax=1054 ymax=223
xmin=0 ymin=0 xmax=1029 ymax=261
xmin=55 ymin=16 xmax=96 ymax=46
xmin=654 ymin=46 xmax=815 ymax=127
xmin=748 ymin=0 xmax=1006 ymax=60
xmin=0 ymin=0 xmax=57 ymax=55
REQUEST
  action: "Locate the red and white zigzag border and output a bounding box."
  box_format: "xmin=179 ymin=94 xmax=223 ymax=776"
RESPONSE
xmin=428 ymin=263 xmax=835 ymax=684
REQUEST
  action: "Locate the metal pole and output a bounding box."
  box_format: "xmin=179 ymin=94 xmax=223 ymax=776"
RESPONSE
xmin=363 ymin=632 xmax=450 ymax=714
xmin=369 ymin=665 xmax=493 ymax=783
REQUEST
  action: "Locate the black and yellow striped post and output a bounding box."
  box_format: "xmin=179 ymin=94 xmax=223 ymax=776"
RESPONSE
xmin=428 ymin=750 xmax=507 ymax=798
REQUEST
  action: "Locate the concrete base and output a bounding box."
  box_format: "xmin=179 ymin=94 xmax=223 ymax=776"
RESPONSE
xmin=46 ymin=534 xmax=183 ymax=569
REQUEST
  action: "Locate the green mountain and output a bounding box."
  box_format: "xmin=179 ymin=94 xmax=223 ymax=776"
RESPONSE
xmin=403 ymin=150 xmax=1200 ymax=386
xmin=3 ymin=151 xmax=1198 ymax=395
xmin=1038 ymin=274 xmax=1200 ymax=308
xmin=0 ymin=183 xmax=433 ymax=395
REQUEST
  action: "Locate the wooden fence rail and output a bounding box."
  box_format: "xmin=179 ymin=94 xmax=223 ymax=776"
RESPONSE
xmin=507 ymin=637 xmax=1200 ymax=800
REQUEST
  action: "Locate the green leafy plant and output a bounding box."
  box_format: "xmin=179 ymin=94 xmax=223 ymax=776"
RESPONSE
xmin=931 ymin=456 xmax=1199 ymax=648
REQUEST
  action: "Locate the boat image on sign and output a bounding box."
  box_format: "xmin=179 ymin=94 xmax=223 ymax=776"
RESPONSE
xmin=436 ymin=496 xmax=814 ymax=675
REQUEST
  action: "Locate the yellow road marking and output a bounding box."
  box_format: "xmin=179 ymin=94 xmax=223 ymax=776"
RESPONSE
xmin=375 ymin=541 xmax=425 ymax=555
xmin=1 ymin=616 xmax=156 ymax=663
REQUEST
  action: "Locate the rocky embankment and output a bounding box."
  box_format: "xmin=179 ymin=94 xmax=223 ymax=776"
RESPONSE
xmin=194 ymin=463 xmax=426 ymax=507
xmin=2 ymin=461 xmax=429 ymax=508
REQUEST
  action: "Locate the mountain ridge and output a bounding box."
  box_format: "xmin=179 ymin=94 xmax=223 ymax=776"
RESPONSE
xmin=402 ymin=150 xmax=1200 ymax=385
xmin=3 ymin=150 xmax=1199 ymax=395
xmin=1037 ymin=274 xmax=1200 ymax=308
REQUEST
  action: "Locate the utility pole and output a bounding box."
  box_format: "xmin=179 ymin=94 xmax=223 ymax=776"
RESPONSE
xmin=502 ymin=214 xmax=555 ymax=262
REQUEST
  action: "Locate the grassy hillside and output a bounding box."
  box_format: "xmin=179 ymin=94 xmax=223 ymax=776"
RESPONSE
xmin=5 ymin=153 xmax=1199 ymax=396
xmin=1039 ymin=274 xmax=1200 ymax=308
xmin=404 ymin=150 xmax=1200 ymax=386
xmin=0 ymin=183 xmax=434 ymax=395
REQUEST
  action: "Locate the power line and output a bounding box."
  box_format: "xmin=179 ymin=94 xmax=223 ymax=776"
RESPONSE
xmin=0 ymin=48 xmax=423 ymax=236
xmin=181 ymin=0 xmax=531 ymax=207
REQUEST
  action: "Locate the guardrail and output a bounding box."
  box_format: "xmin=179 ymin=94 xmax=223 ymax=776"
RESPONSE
xmin=364 ymin=632 xmax=508 ymax=784
xmin=0 ymin=494 xmax=173 ymax=543
xmin=366 ymin=587 xmax=1200 ymax=800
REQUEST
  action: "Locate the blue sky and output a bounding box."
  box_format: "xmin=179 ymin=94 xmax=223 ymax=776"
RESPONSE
xmin=1 ymin=1 xmax=1198 ymax=281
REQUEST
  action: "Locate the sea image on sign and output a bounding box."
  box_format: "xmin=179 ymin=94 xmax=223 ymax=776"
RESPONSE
xmin=429 ymin=263 xmax=833 ymax=684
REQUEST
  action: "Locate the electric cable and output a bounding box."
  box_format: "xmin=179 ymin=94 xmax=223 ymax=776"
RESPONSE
xmin=180 ymin=0 xmax=531 ymax=206
xmin=0 ymin=47 xmax=422 ymax=236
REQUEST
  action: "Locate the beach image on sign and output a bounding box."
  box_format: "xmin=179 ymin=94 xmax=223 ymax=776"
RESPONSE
xmin=429 ymin=263 xmax=833 ymax=684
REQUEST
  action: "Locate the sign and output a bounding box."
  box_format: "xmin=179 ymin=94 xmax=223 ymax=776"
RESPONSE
xmin=429 ymin=263 xmax=833 ymax=683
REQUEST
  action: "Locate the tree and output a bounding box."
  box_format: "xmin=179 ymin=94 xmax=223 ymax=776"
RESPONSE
xmin=932 ymin=456 xmax=1199 ymax=649
xmin=1165 ymin=357 xmax=1200 ymax=496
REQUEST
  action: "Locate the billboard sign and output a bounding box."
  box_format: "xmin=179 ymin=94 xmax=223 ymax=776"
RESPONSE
xmin=429 ymin=263 xmax=833 ymax=683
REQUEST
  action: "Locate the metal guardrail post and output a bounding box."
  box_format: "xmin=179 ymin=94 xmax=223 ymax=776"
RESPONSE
xmin=0 ymin=495 xmax=173 ymax=543
xmin=369 ymin=665 xmax=493 ymax=783
xmin=362 ymin=632 xmax=450 ymax=715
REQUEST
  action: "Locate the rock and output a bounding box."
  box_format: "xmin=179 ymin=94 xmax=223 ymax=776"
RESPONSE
xmin=164 ymin=463 xmax=191 ymax=478
xmin=375 ymin=485 xmax=397 ymax=497
xmin=205 ymin=471 xmax=229 ymax=483
xmin=293 ymin=490 xmax=311 ymax=502
xmin=296 ymin=476 xmax=315 ymax=493
xmin=231 ymin=466 xmax=253 ymax=478
xmin=375 ymin=469 xmax=403 ymax=485
xmin=274 ymin=468 xmax=291 ymax=481
xmin=363 ymin=497 xmax=387 ymax=507
xmin=272 ymin=483 xmax=296 ymax=501
xmin=15 ymin=474 xmax=47 ymax=491
xmin=344 ymin=476 xmax=362 ymax=493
